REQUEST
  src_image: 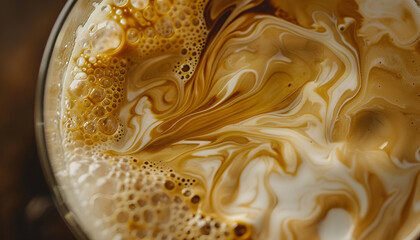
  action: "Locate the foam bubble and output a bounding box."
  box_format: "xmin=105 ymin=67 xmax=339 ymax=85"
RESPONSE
xmin=126 ymin=28 xmax=140 ymax=44
xmin=98 ymin=116 xmax=119 ymax=135
xmin=113 ymin=0 xmax=128 ymax=7
xmin=91 ymin=20 xmax=124 ymax=53
xmin=155 ymin=17 xmax=174 ymax=38
xmin=69 ymin=80 xmax=90 ymax=97
xmin=89 ymin=87 xmax=106 ymax=103
xmin=131 ymin=0 xmax=148 ymax=10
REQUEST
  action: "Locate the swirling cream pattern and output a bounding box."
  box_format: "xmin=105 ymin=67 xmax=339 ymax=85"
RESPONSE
xmin=115 ymin=0 xmax=420 ymax=239
xmin=56 ymin=0 xmax=420 ymax=239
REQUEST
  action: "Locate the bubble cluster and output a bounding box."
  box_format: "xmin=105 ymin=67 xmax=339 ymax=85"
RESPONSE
xmin=99 ymin=160 xmax=250 ymax=240
xmin=63 ymin=53 xmax=128 ymax=146
xmin=93 ymin=0 xmax=208 ymax=82
xmin=63 ymin=0 xmax=209 ymax=145
xmin=66 ymin=147 xmax=251 ymax=240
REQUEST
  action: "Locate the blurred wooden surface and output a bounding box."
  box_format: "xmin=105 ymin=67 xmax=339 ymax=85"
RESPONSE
xmin=0 ymin=0 xmax=77 ymax=239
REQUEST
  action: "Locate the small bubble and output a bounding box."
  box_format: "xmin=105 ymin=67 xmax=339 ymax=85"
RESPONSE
xmin=131 ymin=0 xmax=148 ymax=9
xmin=181 ymin=64 xmax=190 ymax=72
xmin=65 ymin=120 xmax=77 ymax=129
xmin=135 ymin=229 xmax=147 ymax=238
xmin=83 ymin=99 xmax=91 ymax=108
xmin=143 ymin=6 xmax=156 ymax=20
xmin=178 ymin=12 xmax=185 ymax=20
xmin=164 ymin=180 xmax=175 ymax=190
xmin=182 ymin=189 xmax=191 ymax=197
xmin=152 ymin=193 xmax=170 ymax=205
xmin=137 ymin=198 xmax=147 ymax=207
xmin=99 ymin=77 xmax=113 ymax=88
xmin=84 ymin=49 xmax=94 ymax=56
xmin=98 ymin=116 xmax=118 ymax=135
xmin=145 ymin=27 xmax=155 ymax=37
xmin=89 ymin=87 xmax=105 ymax=103
xmin=75 ymin=72 xmax=88 ymax=80
xmin=234 ymin=224 xmax=247 ymax=237
xmin=93 ymin=106 xmax=106 ymax=117
xmin=128 ymin=194 xmax=134 ymax=200
xmin=94 ymin=68 xmax=104 ymax=77
xmin=76 ymin=57 xmax=86 ymax=67
xmin=87 ymin=75 xmax=96 ymax=83
xmin=155 ymin=16 xmax=174 ymax=38
xmin=84 ymin=121 xmax=97 ymax=133
xmin=69 ymin=80 xmax=90 ymax=98
xmin=192 ymin=18 xmax=199 ymax=26
xmin=86 ymin=68 xmax=94 ymax=75
xmin=113 ymin=0 xmax=128 ymax=6
xmin=191 ymin=195 xmax=200 ymax=204
xmin=64 ymin=99 xmax=73 ymax=109
xmin=88 ymin=56 xmax=97 ymax=63
xmin=173 ymin=196 xmax=182 ymax=204
xmin=154 ymin=0 xmax=171 ymax=14
xmin=116 ymin=211 xmax=129 ymax=223
xmin=111 ymin=57 xmax=119 ymax=65
xmin=127 ymin=28 xmax=140 ymax=43
xmin=200 ymin=224 xmax=211 ymax=235
xmin=81 ymin=39 xmax=90 ymax=49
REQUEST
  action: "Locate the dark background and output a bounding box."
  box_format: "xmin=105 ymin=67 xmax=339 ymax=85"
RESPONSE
xmin=0 ymin=0 xmax=77 ymax=239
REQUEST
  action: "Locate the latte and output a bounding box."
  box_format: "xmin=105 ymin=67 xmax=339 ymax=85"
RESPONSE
xmin=42 ymin=0 xmax=420 ymax=239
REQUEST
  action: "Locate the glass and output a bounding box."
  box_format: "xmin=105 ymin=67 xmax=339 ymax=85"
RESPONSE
xmin=35 ymin=0 xmax=99 ymax=239
xmin=34 ymin=1 xmax=420 ymax=240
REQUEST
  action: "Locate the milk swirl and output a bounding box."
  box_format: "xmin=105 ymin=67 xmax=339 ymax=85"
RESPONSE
xmin=43 ymin=0 xmax=420 ymax=239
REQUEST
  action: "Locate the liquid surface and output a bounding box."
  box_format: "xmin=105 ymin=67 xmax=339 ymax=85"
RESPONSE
xmin=48 ymin=0 xmax=420 ymax=239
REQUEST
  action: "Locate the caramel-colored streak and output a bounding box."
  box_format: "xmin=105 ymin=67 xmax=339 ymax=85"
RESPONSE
xmin=139 ymin=16 xmax=354 ymax=151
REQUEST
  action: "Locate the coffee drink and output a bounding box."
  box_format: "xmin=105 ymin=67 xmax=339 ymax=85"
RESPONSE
xmin=42 ymin=0 xmax=420 ymax=239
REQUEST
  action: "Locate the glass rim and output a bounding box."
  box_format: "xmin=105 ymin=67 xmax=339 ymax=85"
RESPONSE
xmin=35 ymin=0 xmax=89 ymax=239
